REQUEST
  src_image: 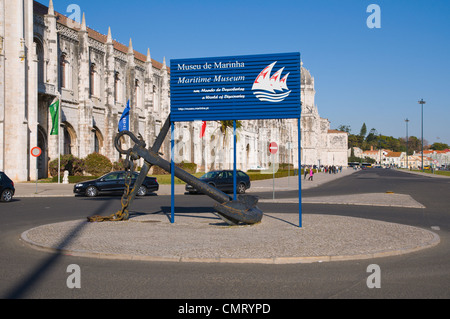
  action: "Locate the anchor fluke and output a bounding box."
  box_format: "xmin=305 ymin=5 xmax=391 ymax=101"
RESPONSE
xmin=214 ymin=195 xmax=263 ymax=226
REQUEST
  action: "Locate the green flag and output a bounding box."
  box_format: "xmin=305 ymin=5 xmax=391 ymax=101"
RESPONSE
xmin=49 ymin=98 xmax=59 ymax=136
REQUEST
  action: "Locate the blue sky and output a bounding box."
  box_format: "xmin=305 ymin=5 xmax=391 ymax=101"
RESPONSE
xmin=45 ymin=0 xmax=450 ymax=145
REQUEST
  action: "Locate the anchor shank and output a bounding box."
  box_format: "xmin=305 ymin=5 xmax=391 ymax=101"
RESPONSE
xmin=151 ymin=116 xmax=171 ymax=153
xmin=135 ymin=146 xmax=232 ymax=204
xmin=112 ymin=117 xmax=263 ymax=226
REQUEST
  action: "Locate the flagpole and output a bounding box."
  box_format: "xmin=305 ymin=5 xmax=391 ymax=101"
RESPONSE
xmin=58 ymin=93 xmax=61 ymax=184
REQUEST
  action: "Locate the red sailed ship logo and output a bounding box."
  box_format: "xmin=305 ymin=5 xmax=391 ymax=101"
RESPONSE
xmin=252 ymin=62 xmax=291 ymax=103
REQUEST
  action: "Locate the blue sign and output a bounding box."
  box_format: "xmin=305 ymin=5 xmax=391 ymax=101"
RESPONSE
xmin=170 ymin=52 xmax=301 ymax=122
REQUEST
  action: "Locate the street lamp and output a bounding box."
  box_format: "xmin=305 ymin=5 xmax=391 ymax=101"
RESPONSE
xmin=405 ymin=118 xmax=409 ymax=169
xmin=378 ymin=135 xmax=385 ymax=166
xmin=418 ymin=99 xmax=426 ymax=172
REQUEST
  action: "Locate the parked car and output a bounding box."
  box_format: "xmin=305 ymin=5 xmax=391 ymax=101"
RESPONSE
xmin=0 ymin=171 xmax=15 ymax=202
xmin=185 ymin=170 xmax=251 ymax=194
xmin=74 ymin=171 xmax=159 ymax=197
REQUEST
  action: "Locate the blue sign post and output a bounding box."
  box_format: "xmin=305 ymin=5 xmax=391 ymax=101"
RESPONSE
xmin=170 ymin=52 xmax=302 ymax=227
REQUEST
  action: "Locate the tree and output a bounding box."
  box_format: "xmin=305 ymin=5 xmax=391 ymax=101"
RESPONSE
xmin=359 ymin=123 xmax=367 ymax=138
xmin=366 ymin=128 xmax=378 ymax=142
xmin=337 ymin=125 xmax=351 ymax=133
xmin=386 ymin=136 xmax=402 ymax=151
xmin=342 ymin=122 xmax=435 ymax=155
xmin=348 ymin=134 xmax=360 ymax=149
xmin=84 ymin=153 xmax=112 ymax=176
xmin=430 ymin=142 xmax=450 ymax=151
xmin=48 ymin=155 xmax=84 ymax=177
xmin=208 ymin=120 xmax=242 ymax=170
xmin=406 ymin=136 xmax=423 ymax=153
xmin=365 ymin=128 xmax=378 ymax=150
xmin=216 ymin=120 xmax=242 ymax=144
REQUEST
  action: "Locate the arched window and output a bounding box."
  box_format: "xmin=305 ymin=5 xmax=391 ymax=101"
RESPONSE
xmin=60 ymin=53 xmax=72 ymax=89
xmin=64 ymin=127 xmax=72 ymax=155
xmin=63 ymin=122 xmax=77 ymax=156
xmin=90 ymin=63 xmax=96 ymax=96
xmin=37 ymin=125 xmax=48 ymax=179
xmin=94 ymin=133 xmax=100 ymax=154
xmin=135 ymin=79 xmax=141 ymax=108
xmin=114 ymin=72 xmax=121 ymax=104
xmin=153 ymin=84 xmax=159 ymax=112
xmin=93 ymin=127 xmax=104 ymax=154
xmin=34 ymin=38 xmax=44 ymax=85
xmin=60 ymin=53 xmax=66 ymax=88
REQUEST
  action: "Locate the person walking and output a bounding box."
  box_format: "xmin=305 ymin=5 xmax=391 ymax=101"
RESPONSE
xmin=304 ymin=167 xmax=308 ymax=180
xmin=308 ymin=167 xmax=314 ymax=181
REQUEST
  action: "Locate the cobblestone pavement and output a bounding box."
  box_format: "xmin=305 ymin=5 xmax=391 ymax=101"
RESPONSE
xmin=260 ymin=193 xmax=426 ymax=208
xmin=21 ymin=212 xmax=439 ymax=264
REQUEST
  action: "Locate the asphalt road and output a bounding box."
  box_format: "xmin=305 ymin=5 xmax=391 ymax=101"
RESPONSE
xmin=0 ymin=169 xmax=449 ymax=301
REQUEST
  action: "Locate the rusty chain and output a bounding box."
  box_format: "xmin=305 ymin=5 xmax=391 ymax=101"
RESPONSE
xmin=87 ymin=149 xmax=135 ymax=223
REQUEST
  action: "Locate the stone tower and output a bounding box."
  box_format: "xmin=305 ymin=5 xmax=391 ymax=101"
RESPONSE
xmin=0 ymin=0 xmax=37 ymax=181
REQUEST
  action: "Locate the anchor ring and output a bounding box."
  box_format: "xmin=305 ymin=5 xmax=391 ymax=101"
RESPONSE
xmin=114 ymin=130 xmax=146 ymax=155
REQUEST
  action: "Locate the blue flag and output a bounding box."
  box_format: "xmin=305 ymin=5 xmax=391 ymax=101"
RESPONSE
xmin=119 ymin=100 xmax=130 ymax=132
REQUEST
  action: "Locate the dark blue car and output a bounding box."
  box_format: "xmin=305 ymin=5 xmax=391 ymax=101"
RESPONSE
xmin=0 ymin=171 xmax=15 ymax=202
xmin=185 ymin=170 xmax=251 ymax=194
xmin=74 ymin=171 xmax=159 ymax=197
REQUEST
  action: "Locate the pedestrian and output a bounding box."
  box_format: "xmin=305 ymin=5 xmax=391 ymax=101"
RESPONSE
xmin=308 ymin=167 xmax=314 ymax=181
xmin=304 ymin=167 xmax=308 ymax=180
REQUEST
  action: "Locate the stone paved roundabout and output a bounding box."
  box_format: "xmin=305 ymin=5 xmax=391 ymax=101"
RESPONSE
xmin=260 ymin=193 xmax=426 ymax=208
xmin=21 ymin=212 xmax=440 ymax=264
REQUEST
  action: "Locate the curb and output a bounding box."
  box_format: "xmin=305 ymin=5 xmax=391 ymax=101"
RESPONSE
xmin=20 ymin=227 xmax=440 ymax=265
xmin=16 ymin=195 xmax=75 ymax=198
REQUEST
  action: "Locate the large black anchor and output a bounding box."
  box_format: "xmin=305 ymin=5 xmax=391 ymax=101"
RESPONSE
xmin=92 ymin=116 xmax=263 ymax=226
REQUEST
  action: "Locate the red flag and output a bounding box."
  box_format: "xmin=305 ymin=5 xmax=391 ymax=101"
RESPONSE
xmin=200 ymin=121 xmax=207 ymax=138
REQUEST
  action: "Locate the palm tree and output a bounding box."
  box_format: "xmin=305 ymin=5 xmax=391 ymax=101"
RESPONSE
xmin=208 ymin=120 xmax=242 ymax=171
xmin=217 ymin=120 xmax=242 ymax=143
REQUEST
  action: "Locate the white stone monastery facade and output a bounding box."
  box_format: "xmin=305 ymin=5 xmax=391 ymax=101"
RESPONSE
xmin=0 ymin=0 xmax=348 ymax=182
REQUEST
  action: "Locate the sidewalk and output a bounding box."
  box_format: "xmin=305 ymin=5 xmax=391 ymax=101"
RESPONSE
xmin=18 ymin=167 xmax=447 ymax=199
xmin=14 ymin=182 xmax=75 ymax=198
xmin=14 ymin=168 xmax=357 ymax=198
xmin=397 ymin=169 xmax=450 ymax=179
xmin=248 ymin=167 xmax=356 ymax=193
